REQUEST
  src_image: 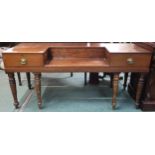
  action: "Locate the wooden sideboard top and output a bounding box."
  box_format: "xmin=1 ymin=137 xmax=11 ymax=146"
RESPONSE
xmin=3 ymin=43 xmax=152 ymax=54
xmin=135 ymin=42 xmax=155 ymax=51
xmin=144 ymin=42 xmax=155 ymax=48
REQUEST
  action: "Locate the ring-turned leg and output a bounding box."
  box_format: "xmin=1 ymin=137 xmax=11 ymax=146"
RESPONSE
xmin=112 ymin=73 xmax=120 ymax=109
xmin=26 ymin=72 xmax=32 ymax=89
xmin=34 ymin=73 xmax=42 ymax=109
xmin=8 ymin=73 xmax=20 ymax=109
xmin=135 ymin=73 xmax=145 ymax=108
xmin=123 ymin=73 xmax=129 ymax=90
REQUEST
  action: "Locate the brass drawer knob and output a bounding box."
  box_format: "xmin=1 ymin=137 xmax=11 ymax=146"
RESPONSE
xmin=20 ymin=58 xmax=27 ymax=65
xmin=127 ymin=58 xmax=134 ymax=65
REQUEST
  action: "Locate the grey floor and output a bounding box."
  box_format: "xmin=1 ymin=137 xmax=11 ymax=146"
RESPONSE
xmin=0 ymin=70 xmax=141 ymax=112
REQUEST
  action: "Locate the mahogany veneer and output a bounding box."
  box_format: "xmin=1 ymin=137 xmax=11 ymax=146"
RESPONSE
xmin=2 ymin=43 xmax=152 ymax=110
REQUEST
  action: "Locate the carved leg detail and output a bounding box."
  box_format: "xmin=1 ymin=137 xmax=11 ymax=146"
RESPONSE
xmin=8 ymin=73 xmax=20 ymax=109
xmin=34 ymin=73 xmax=42 ymax=109
xmin=123 ymin=73 xmax=129 ymax=90
xmin=17 ymin=72 xmax=22 ymax=86
xmin=112 ymin=73 xmax=120 ymax=109
xmin=136 ymin=73 xmax=145 ymax=108
xmin=26 ymin=72 xmax=32 ymax=89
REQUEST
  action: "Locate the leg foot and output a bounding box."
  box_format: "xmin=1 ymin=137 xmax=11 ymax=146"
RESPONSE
xmin=136 ymin=104 xmax=140 ymax=109
xmin=38 ymin=103 xmax=42 ymax=109
xmin=15 ymin=103 xmax=20 ymax=109
xmin=112 ymin=104 xmax=116 ymax=110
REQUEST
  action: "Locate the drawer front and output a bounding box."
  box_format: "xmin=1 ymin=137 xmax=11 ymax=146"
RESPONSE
xmin=3 ymin=54 xmax=44 ymax=67
xmin=110 ymin=54 xmax=151 ymax=67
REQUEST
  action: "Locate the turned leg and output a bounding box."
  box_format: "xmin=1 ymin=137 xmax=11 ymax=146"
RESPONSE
xmin=8 ymin=73 xmax=20 ymax=109
xmin=84 ymin=72 xmax=87 ymax=85
xmin=26 ymin=72 xmax=32 ymax=89
xmin=123 ymin=73 xmax=129 ymax=90
xmin=17 ymin=72 xmax=22 ymax=86
xmin=70 ymin=72 xmax=73 ymax=77
xmin=112 ymin=73 xmax=120 ymax=109
xmin=34 ymin=73 xmax=42 ymax=109
xmin=135 ymin=73 xmax=145 ymax=108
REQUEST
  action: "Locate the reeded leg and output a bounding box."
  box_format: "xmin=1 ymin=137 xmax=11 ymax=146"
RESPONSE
xmin=135 ymin=73 xmax=145 ymax=108
xmin=84 ymin=72 xmax=87 ymax=85
xmin=17 ymin=72 xmax=22 ymax=86
xmin=26 ymin=72 xmax=32 ymax=89
xmin=112 ymin=73 xmax=120 ymax=109
xmin=34 ymin=73 xmax=42 ymax=109
xmin=123 ymin=73 xmax=129 ymax=90
xmin=8 ymin=73 xmax=20 ymax=109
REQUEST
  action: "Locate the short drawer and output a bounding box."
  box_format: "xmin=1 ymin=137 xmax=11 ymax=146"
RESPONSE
xmin=3 ymin=53 xmax=44 ymax=67
xmin=110 ymin=54 xmax=151 ymax=67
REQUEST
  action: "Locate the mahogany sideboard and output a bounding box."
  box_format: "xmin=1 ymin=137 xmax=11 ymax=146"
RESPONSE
xmin=2 ymin=43 xmax=152 ymax=109
xmin=128 ymin=42 xmax=155 ymax=111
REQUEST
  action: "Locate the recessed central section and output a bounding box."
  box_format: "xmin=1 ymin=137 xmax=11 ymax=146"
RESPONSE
xmin=44 ymin=47 xmax=109 ymax=69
